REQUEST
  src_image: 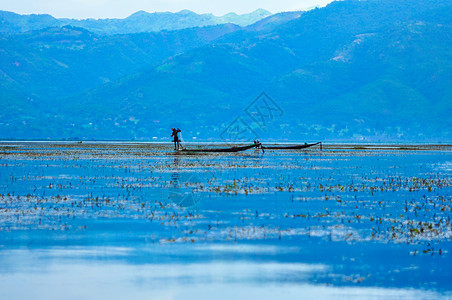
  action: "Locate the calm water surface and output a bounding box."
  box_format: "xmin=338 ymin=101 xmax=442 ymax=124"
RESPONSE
xmin=0 ymin=142 xmax=451 ymax=299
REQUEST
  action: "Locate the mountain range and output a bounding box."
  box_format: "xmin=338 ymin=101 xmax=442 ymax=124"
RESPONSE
xmin=0 ymin=0 xmax=451 ymax=142
xmin=0 ymin=9 xmax=271 ymax=35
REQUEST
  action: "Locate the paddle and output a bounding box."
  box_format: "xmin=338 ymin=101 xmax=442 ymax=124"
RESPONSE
xmin=178 ymin=130 xmax=185 ymax=150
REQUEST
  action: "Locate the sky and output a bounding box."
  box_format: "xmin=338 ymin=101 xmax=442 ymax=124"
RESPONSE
xmin=0 ymin=0 xmax=334 ymax=19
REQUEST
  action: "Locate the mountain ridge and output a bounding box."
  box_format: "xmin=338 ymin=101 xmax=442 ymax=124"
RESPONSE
xmin=0 ymin=0 xmax=451 ymax=141
xmin=0 ymin=9 xmax=272 ymax=35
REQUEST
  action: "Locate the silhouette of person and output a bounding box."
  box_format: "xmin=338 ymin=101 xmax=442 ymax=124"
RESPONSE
xmin=171 ymin=128 xmax=181 ymax=150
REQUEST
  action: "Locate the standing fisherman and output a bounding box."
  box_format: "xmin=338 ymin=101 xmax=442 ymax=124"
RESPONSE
xmin=171 ymin=128 xmax=182 ymax=150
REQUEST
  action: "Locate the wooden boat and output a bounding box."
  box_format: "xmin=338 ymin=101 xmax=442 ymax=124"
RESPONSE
xmin=262 ymin=142 xmax=322 ymax=150
xmin=180 ymin=142 xmax=262 ymax=153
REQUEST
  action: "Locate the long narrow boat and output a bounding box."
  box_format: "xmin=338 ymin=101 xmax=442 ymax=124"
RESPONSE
xmin=180 ymin=142 xmax=261 ymax=153
xmin=262 ymin=142 xmax=322 ymax=150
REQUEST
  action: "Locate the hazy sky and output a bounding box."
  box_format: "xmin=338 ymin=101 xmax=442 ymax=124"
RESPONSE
xmin=0 ymin=0 xmax=334 ymax=19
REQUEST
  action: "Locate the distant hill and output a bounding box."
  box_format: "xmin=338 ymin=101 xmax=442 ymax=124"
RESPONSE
xmin=0 ymin=0 xmax=451 ymax=142
xmin=0 ymin=9 xmax=272 ymax=35
xmin=0 ymin=23 xmax=240 ymax=99
xmin=0 ymin=10 xmax=61 ymax=33
xmin=245 ymin=11 xmax=304 ymax=32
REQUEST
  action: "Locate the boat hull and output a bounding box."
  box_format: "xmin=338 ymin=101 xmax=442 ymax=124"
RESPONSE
xmin=180 ymin=143 xmax=260 ymax=153
xmin=263 ymin=142 xmax=322 ymax=150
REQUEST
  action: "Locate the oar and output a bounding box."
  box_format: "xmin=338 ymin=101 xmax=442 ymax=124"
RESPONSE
xmin=178 ymin=131 xmax=185 ymax=150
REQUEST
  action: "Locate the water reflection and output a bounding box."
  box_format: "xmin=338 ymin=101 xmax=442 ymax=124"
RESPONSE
xmin=168 ymin=157 xmax=201 ymax=207
xmin=0 ymin=247 xmax=447 ymax=300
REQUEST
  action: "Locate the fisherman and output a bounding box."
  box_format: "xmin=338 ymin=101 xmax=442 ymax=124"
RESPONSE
xmin=171 ymin=128 xmax=182 ymax=150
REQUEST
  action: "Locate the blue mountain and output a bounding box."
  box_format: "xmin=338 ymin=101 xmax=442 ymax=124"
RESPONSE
xmin=0 ymin=9 xmax=272 ymax=35
xmin=0 ymin=0 xmax=451 ymax=141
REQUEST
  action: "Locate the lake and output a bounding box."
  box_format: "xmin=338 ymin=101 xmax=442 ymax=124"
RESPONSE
xmin=0 ymin=142 xmax=451 ymax=299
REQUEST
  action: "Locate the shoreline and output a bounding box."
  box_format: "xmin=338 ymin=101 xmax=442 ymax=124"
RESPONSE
xmin=0 ymin=140 xmax=451 ymax=150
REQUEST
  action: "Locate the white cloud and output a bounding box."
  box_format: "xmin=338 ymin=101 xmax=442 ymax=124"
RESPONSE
xmin=0 ymin=0 xmax=334 ymax=19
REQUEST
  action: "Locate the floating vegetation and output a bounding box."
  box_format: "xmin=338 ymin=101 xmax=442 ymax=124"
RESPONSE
xmin=0 ymin=142 xmax=451 ymax=258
